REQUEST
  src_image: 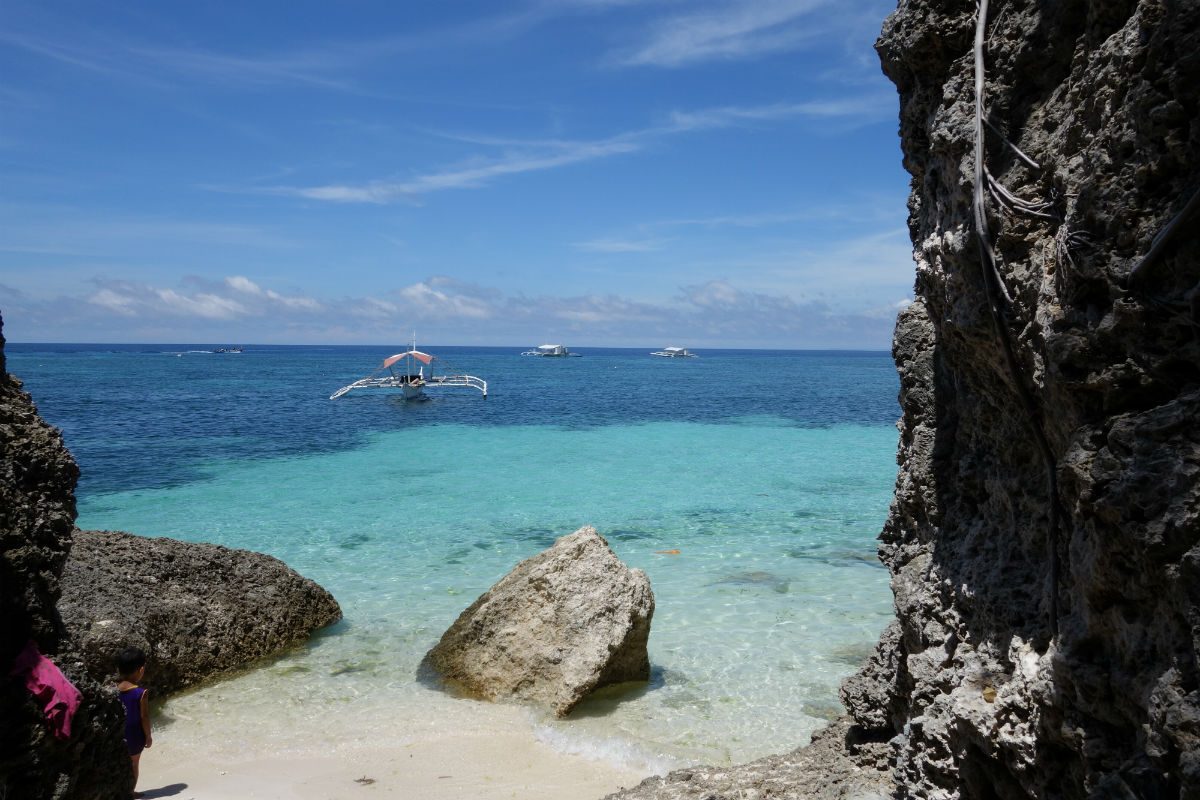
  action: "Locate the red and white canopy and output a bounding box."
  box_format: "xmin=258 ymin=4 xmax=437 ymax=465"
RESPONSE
xmin=383 ymin=350 xmax=433 ymax=368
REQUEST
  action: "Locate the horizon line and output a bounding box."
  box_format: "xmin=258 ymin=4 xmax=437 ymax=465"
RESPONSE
xmin=5 ymin=340 xmax=892 ymax=354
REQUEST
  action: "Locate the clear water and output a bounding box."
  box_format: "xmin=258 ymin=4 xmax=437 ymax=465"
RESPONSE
xmin=7 ymin=344 xmax=899 ymax=771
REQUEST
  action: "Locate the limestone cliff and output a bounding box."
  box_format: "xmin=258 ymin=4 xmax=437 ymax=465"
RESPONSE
xmin=612 ymin=0 xmax=1198 ymax=797
xmin=0 ymin=314 xmax=131 ymax=799
xmin=844 ymin=0 xmax=1199 ymax=796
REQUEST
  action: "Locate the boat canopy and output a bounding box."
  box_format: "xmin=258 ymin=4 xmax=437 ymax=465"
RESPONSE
xmin=383 ymin=350 xmax=433 ymax=367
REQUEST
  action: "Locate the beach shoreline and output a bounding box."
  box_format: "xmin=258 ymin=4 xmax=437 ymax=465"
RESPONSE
xmin=145 ymin=730 xmax=652 ymax=800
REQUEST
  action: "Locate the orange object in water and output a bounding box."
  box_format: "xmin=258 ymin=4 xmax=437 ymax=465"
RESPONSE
xmin=654 ymin=549 xmax=681 ymax=554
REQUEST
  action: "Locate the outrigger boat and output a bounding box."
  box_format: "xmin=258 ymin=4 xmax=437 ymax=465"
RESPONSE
xmin=330 ymin=342 xmax=486 ymax=400
xmin=651 ymin=346 xmax=697 ymax=358
xmin=520 ymin=344 xmax=580 ymax=357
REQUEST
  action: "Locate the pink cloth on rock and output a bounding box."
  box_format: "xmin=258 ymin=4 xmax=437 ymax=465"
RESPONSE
xmin=10 ymin=640 xmax=82 ymax=740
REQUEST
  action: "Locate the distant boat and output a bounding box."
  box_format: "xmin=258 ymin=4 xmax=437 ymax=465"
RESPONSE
xmin=215 ymin=346 xmax=243 ymax=353
xmin=651 ymin=346 xmax=697 ymax=358
xmin=521 ymin=344 xmax=580 ymax=357
xmin=330 ymin=340 xmax=487 ymax=400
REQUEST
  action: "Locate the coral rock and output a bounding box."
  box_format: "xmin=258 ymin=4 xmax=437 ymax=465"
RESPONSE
xmin=60 ymin=529 xmax=343 ymax=696
xmin=424 ymin=525 xmax=653 ymax=717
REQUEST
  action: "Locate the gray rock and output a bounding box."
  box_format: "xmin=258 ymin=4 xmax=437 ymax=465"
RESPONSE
xmin=1 ymin=312 xmax=344 ymax=798
xmin=605 ymin=717 xmax=892 ymax=800
xmin=60 ymin=529 xmax=343 ymax=696
xmin=424 ymin=525 xmax=653 ymax=717
xmin=0 ymin=312 xmax=131 ymax=800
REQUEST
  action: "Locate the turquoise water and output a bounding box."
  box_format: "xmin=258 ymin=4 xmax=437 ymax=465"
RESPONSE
xmin=8 ymin=344 xmax=899 ymax=769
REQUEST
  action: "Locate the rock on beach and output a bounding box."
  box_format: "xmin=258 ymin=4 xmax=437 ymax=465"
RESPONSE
xmin=424 ymin=525 xmax=654 ymax=717
xmin=60 ymin=528 xmax=344 ymax=695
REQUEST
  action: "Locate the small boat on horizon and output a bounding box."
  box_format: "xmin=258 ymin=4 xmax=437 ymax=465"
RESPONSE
xmin=215 ymin=346 xmax=243 ymax=353
xmin=330 ymin=340 xmax=487 ymax=400
xmin=651 ymin=346 xmax=698 ymax=358
xmin=521 ymin=344 xmax=581 ymax=357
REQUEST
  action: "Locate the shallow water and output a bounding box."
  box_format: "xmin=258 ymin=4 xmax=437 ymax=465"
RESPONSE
xmin=9 ymin=344 xmax=899 ymax=770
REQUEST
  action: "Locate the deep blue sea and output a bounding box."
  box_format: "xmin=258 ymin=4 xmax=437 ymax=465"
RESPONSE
xmin=7 ymin=343 xmax=899 ymax=770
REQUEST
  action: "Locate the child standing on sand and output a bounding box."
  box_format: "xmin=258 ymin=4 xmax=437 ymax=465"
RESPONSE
xmin=116 ymin=648 xmax=153 ymax=797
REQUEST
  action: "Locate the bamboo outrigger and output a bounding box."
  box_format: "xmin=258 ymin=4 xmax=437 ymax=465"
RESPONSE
xmin=330 ymin=340 xmax=486 ymax=400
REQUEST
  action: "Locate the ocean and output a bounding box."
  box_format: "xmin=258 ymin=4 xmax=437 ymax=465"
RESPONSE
xmin=7 ymin=343 xmax=899 ymax=773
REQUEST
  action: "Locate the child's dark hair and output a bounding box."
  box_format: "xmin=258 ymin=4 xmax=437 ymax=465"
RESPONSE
xmin=117 ymin=647 xmax=146 ymax=677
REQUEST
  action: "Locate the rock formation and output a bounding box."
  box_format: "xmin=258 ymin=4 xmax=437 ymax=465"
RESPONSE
xmin=424 ymin=525 xmax=654 ymax=717
xmin=612 ymin=0 xmax=1198 ymax=797
xmin=0 ymin=312 xmax=132 ymax=800
xmin=609 ymin=718 xmax=892 ymax=800
xmin=855 ymin=0 xmax=1199 ymax=795
xmin=0 ymin=313 xmax=344 ymax=798
xmin=60 ymin=529 xmax=344 ymax=696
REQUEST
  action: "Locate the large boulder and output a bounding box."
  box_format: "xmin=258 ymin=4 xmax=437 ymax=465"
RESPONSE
xmin=60 ymin=529 xmax=343 ymax=695
xmin=0 ymin=312 xmax=132 ymax=800
xmin=424 ymin=525 xmax=653 ymax=717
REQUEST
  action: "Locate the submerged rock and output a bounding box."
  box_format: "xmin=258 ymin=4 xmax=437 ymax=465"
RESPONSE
xmin=424 ymin=525 xmax=653 ymax=717
xmin=60 ymin=529 xmax=343 ymax=695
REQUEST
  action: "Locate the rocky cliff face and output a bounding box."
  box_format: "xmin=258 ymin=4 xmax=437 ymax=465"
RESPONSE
xmin=0 ymin=314 xmax=132 ymax=800
xmin=841 ymin=0 xmax=1199 ymax=796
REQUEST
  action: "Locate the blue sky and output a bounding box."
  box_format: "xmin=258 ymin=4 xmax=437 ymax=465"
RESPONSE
xmin=1 ymin=0 xmax=911 ymax=349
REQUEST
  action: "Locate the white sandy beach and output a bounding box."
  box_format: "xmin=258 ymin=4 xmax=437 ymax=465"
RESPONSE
xmin=143 ymin=732 xmax=651 ymax=800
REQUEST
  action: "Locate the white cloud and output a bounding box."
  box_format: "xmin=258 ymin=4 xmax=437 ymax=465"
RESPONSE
xmin=88 ymin=288 xmax=139 ymax=316
xmin=130 ymin=45 xmax=357 ymax=92
xmin=352 ymin=297 xmax=400 ymax=320
xmin=274 ymin=94 xmax=888 ymax=205
xmin=226 ymin=275 xmax=322 ymax=310
xmin=0 ymin=29 xmax=132 ymax=79
xmin=20 ymin=272 xmax=897 ymax=349
xmin=858 ymin=298 xmax=912 ymax=319
xmin=614 ymin=0 xmax=832 ymax=68
xmin=76 ymin=276 xmax=327 ymax=324
xmin=226 ymin=275 xmax=264 ymax=294
xmin=572 ymin=238 xmax=664 ymax=252
xmin=153 ymin=288 xmax=245 ymax=319
xmin=682 ymin=280 xmax=749 ymax=309
xmin=397 ymin=281 xmax=494 ymax=319
xmin=284 ymin=137 xmax=642 ymax=203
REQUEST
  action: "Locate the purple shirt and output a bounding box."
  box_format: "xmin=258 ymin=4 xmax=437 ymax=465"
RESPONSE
xmin=119 ymin=686 xmax=147 ymax=755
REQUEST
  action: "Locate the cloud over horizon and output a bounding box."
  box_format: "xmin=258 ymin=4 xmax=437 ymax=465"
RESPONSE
xmin=2 ymin=272 xmax=905 ymax=350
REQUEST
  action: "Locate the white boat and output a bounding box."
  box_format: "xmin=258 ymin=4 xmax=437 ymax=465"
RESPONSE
xmin=330 ymin=342 xmax=487 ymax=400
xmin=521 ymin=344 xmax=580 ymax=357
xmin=651 ymin=346 xmax=697 ymax=358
